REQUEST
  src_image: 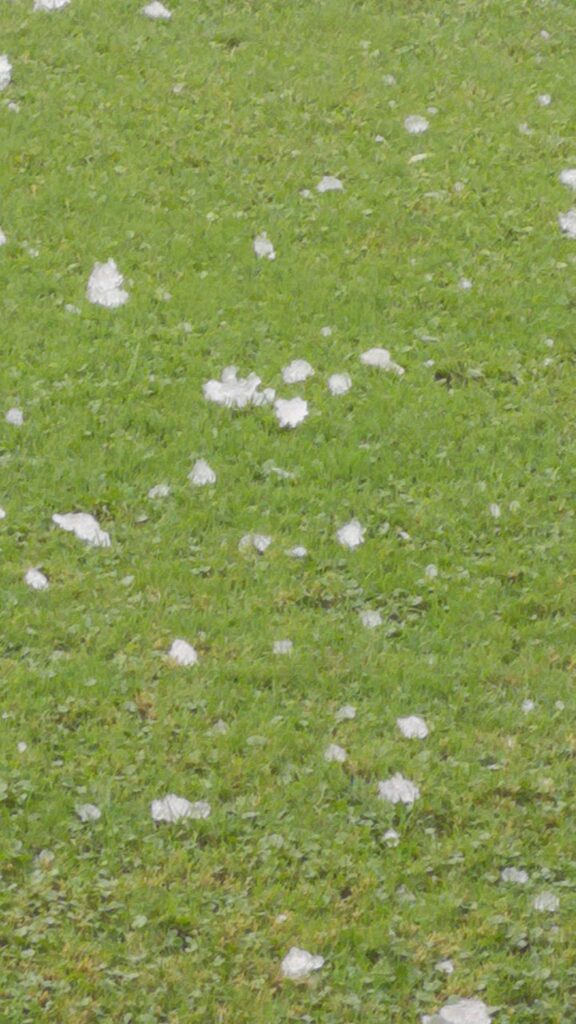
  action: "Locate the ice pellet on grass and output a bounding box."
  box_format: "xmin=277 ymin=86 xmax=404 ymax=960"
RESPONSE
xmin=361 ymin=348 xmax=405 ymax=375
xmin=328 ymin=372 xmax=352 ymax=395
xmin=87 ymin=259 xmax=129 ymax=308
xmin=359 ymin=609 xmax=382 ymax=629
xmin=75 ymin=804 xmax=101 ymax=823
xmin=273 ymin=640 xmax=293 ymax=655
xmin=188 ymin=459 xmax=216 ymax=486
xmin=151 ymin=795 xmax=210 ymax=823
xmin=404 ymin=114 xmax=429 ymax=134
xmin=34 ymin=0 xmax=70 ymax=8
xmin=324 ymin=743 xmax=347 ymax=763
xmin=422 ymin=998 xmax=494 ymax=1024
xmin=335 ymin=704 xmax=356 ymax=722
xmin=6 ymin=408 xmax=23 ymax=426
xmin=25 ymin=569 xmax=49 ymax=591
xmin=168 ymin=639 xmax=198 ymax=667
xmin=281 ymin=947 xmax=324 ymax=980
xmin=336 ymin=519 xmax=365 ymax=549
xmin=316 ymin=175 xmax=343 ymax=193
xmin=148 ymin=483 xmax=170 ymax=499
xmin=274 ymin=397 xmax=308 ymax=428
xmin=52 ymin=512 xmax=111 ymax=548
xmin=397 ymin=715 xmax=428 ymax=739
xmin=501 ymin=867 xmax=529 ymax=884
xmin=204 ymin=367 xmax=274 ymax=409
xmin=377 ymin=773 xmax=420 ymax=805
xmin=254 ymin=231 xmax=276 ymax=260
xmin=533 ymin=891 xmax=559 ymax=912
xmin=559 ymin=169 xmax=576 ymax=189
xmin=142 ymin=1 xmax=172 ymax=18
xmin=558 ymin=210 xmax=576 ymax=238
xmin=282 ymin=360 xmax=314 ymax=384
xmin=239 ymin=533 xmax=272 ymax=554
xmin=0 ymin=55 xmax=12 ymax=91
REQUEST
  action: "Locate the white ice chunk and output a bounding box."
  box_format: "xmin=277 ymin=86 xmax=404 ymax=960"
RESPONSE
xmin=397 ymin=715 xmax=429 ymax=739
xmin=188 ymin=459 xmax=216 ymax=486
xmin=151 ymin=794 xmax=211 ymax=823
xmin=274 ymin=397 xmax=308 ymax=428
xmin=87 ymin=259 xmax=129 ymax=308
xmin=328 ymin=372 xmax=352 ymax=395
xmin=336 ymin=518 xmax=365 ymax=549
xmin=25 ymin=568 xmax=49 ymax=591
xmin=254 ymin=231 xmax=276 ymax=260
xmin=377 ymin=773 xmax=420 ymax=805
xmin=282 ymin=359 xmax=314 ymax=384
xmin=317 ymin=175 xmax=343 ymax=193
xmin=361 ymin=347 xmax=405 ymax=375
xmin=168 ymin=639 xmax=198 ymax=667
xmin=281 ymin=947 xmax=324 ymax=980
xmin=52 ymin=512 xmax=111 ymax=548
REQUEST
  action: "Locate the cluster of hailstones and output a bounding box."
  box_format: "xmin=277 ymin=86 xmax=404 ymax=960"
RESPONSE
xmin=2 ymin=16 xmax=567 ymax=1017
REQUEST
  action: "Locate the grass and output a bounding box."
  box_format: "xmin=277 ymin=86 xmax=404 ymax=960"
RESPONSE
xmin=1 ymin=0 xmax=576 ymax=1020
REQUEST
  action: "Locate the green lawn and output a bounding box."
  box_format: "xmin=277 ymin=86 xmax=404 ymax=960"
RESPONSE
xmin=1 ymin=1 xmax=575 ymax=1021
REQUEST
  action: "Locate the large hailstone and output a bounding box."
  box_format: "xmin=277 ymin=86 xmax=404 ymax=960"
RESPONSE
xmin=0 ymin=55 xmax=12 ymax=91
xmin=87 ymin=259 xmax=129 ymax=308
xmin=34 ymin=0 xmax=71 ymax=8
xmin=25 ymin=568 xmax=49 ymax=591
xmin=324 ymin=743 xmax=347 ymax=763
xmin=404 ymin=114 xmax=429 ymax=134
xmin=274 ymin=397 xmax=308 ymax=428
xmin=203 ymin=367 xmax=275 ymax=409
xmin=501 ymin=867 xmax=529 ymax=884
xmin=239 ymin=533 xmax=272 ymax=554
xmin=188 ymin=459 xmax=216 ymax=486
xmin=336 ymin=518 xmax=365 ymax=549
xmin=316 ymin=175 xmax=343 ymax=193
xmin=377 ymin=773 xmax=420 ymax=805
xmin=559 ymin=169 xmax=576 ymax=189
xmin=254 ymin=231 xmax=276 ymax=260
xmin=75 ymin=803 xmax=101 ymax=823
xmin=151 ymin=794 xmax=211 ymax=823
xmin=360 ymin=347 xmax=405 ymax=375
xmin=281 ymin=947 xmax=324 ymax=980
xmin=558 ymin=210 xmax=576 ymax=238
xmin=422 ymin=998 xmax=494 ymax=1024
xmin=282 ymin=359 xmax=314 ymax=384
xmin=328 ymin=372 xmax=352 ymax=395
xmin=142 ymin=1 xmax=172 ymax=18
xmin=52 ymin=512 xmax=111 ymax=548
xmin=168 ymin=639 xmax=198 ymax=666
xmin=397 ymin=715 xmax=429 ymax=739
xmin=6 ymin=408 xmax=24 ymax=426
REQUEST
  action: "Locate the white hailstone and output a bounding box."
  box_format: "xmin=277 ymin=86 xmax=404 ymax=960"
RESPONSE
xmin=533 ymin=891 xmax=559 ymax=912
xmin=254 ymin=231 xmax=276 ymax=260
xmin=336 ymin=518 xmax=365 ymax=549
xmin=558 ymin=210 xmax=576 ymax=238
xmin=282 ymin=359 xmax=314 ymax=384
xmin=52 ymin=512 xmax=111 ymax=548
xmin=6 ymin=407 xmax=23 ymax=426
xmin=424 ymin=998 xmax=493 ymax=1024
xmin=360 ymin=609 xmax=382 ymax=629
xmin=64 ymin=303 xmax=80 ymax=314
xmin=377 ymin=773 xmax=420 ymax=805
xmin=0 ymin=228 xmax=6 ymax=246
xmin=239 ymin=533 xmax=272 ymax=554
xmin=273 ymin=640 xmax=293 ymax=655
xmin=75 ymin=803 xmax=101 ymax=823
xmin=435 ymin=959 xmax=455 ymax=975
xmin=335 ymin=704 xmax=356 ymax=722
xmin=559 ymin=169 xmax=576 ymax=190
xmin=0 ymin=507 xmax=6 ymax=519
xmin=320 ymin=326 xmax=333 ymax=337
xmin=501 ymin=867 xmax=529 ymax=884
xmin=489 ymin=503 xmax=501 ymax=519
xmin=555 ymin=700 xmax=565 ymax=711
xmin=383 ymin=74 xmax=396 ymax=85
xmin=458 ymin=277 xmax=473 ymax=290
xmin=360 ymin=347 xmax=405 ymax=375
xmin=188 ymin=459 xmax=216 ymax=486
xmin=0 ymin=56 xmax=11 ymax=92
xmin=522 ymin=698 xmax=535 ymax=714
xmin=203 ymin=366 xmax=275 ymax=409
xmin=316 ymin=175 xmax=343 ymax=193
xmin=328 ymin=372 xmax=352 ymax=395
xmin=34 ymin=0 xmax=70 ymax=8
xmin=537 ymin=93 xmax=551 ymax=106
xmin=281 ymin=947 xmax=324 ymax=980
xmin=275 ymin=912 xmax=289 ymax=924
xmin=300 ymin=188 xmax=312 ymax=198
xmin=324 ymin=743 xmax=347 ymax=763
xmin=148 ymin=483 xmax=170 ymax=499
xmin=142 ymin=1 xmax=172 ymax=18
xmin=274 ymin=397 xmax=308 ymax=429
xmin=397 ymin=715 xmax=429 ymax=739
xmin=425 ymin=564 xmax=438 ymax=579
xmin=87 ymin=259 xmax=129 ymax=308
xmin=404 ymin=114 xmax=429 ymax=135
xmin=408 ymin=152 xmax=428 ymax=164
xmin=168 ymin=639 xmax=198 ymax=667
xmin=287 ymin=545 xmax=308 ymax=558
xmin=151 ymin=794 xmax=211 ymax=823
xmin=17 ymin=741 xmax=27 ymax=753
xmin=25 ymin=568 xmax=49 ymax=591
xmin=383 ymin=828 xmax=400 ymax=846
xmin=375 ymin=134 xmax=385 ymax=143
